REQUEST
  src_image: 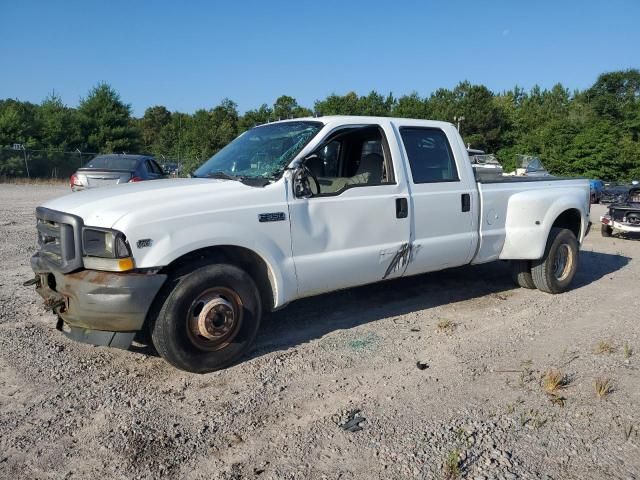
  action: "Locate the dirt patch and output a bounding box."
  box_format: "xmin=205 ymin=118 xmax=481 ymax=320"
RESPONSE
xmin=0 ymin=184 xmax=639 ymax=479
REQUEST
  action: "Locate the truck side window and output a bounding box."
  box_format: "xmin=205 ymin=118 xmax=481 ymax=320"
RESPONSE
xmin=400 ymin=128 xmax=459 ymax=183
xmin=304 ymin=125 xmax=394 ymax=195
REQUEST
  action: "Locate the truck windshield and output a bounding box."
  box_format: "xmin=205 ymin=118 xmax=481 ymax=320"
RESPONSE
xmin=194 ymin=121 xmax=323 ymax=180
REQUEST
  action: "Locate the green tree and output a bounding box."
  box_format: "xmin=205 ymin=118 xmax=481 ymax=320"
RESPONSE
xmin=239 ymin=104 xmax=273 ymax=130
xmin=393 ymin=92 xmax=429 ymax=118
xmin=273 ymin=95 xmax=312 ymax=120
xmin=78 ymin=83 xmax=140 ymax=153
xmin=141 ymin=105 xmax=171 ymax=154
xmin=314 ymin=92 xmax=360 ymax=115
xmin=37 ymin=93 xmax=82 ymax=151
xmin=0 ymin=99 xmax=39 ymax=148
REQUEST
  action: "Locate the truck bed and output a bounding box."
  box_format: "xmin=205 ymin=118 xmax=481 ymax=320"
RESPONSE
xmin=474 ymin=170 xmax=584 ymax=183
xmin=472 ymin=177 xmax=589 ymax=264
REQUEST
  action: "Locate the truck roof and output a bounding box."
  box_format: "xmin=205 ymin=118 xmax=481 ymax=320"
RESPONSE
xmin=267 ymin=115 xmax=456 ymax=129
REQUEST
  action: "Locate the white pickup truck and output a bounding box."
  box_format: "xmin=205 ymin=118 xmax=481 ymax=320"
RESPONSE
xmin=29 ymin=116 xmax=590 ymax=373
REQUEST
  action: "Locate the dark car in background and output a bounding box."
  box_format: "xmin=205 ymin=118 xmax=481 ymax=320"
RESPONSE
xmin=601 ymin=186 xmax=640 ymax=237
xmin=600 ymin=183 xmax=632 ymax=204
xmin=161 ymin=162 xmax=182 ymax=176
xmin=70 ymin=154 xmax=166 ymax=191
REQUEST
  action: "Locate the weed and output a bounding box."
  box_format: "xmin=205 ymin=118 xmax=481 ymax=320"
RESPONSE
xmin=594 ymin=340 xmax=616 ymax=354
xmin=541 ymin=369 xmax=569 ymax=394
xmin=547 ymin=394 xmax=566 ymax=407
xmin=624 ymin=424 xmax=634 ymax=441
xmin=594 ymin=377 xmax=613 ymax=399
xmin=519 ymin=409 xmax=547 ymax=429
xmin=623 ymin=343 xmax=632 ymax=359
xmin=518 ymin=360 xmax=536 ymax=387
xmin=519 ymin=411 xmax=528 ymax=427
xmin=442 ymin=449 xmax=461 ymax=479
xmin=437 ymin=319 xmax=457 ymax=333
xmin=533 ymin=415 xmax=548 ymax=429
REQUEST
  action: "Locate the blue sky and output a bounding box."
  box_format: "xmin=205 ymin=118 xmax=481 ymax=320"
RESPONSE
xmin=1 ymin=0 xmax=638 ymax=116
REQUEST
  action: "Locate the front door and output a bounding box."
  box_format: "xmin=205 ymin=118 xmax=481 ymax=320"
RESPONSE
xmin=288 ymin=124 xmax=411 ymax=298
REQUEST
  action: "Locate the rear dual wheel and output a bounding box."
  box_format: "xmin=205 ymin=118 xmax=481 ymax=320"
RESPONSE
xmin=510 ymin=228 xmax=579 ymax=294
xmin=510 ymin=260 xmax=536 ymax=289
xmin=151 ymin=264 xmax=262 ymax=373
xmin=531 ymin=228 xmax=579 ymax=294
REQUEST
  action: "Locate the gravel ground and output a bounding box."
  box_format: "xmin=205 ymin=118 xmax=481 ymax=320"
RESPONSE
xmin=0 ymin=183 xmax=639 ymax=480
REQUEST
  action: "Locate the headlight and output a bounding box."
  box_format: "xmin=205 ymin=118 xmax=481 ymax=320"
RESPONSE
xmin=82 ymin=228 xmax=134 ymax=272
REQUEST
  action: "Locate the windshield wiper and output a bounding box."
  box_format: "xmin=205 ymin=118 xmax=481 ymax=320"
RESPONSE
xmin=205 ymin=171 xmax=242 ymax=181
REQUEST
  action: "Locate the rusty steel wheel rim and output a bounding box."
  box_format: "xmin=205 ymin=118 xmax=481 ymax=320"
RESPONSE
xmin=186 ymin=287 xmax=243 ymax=351
xmin=553 ymin=244 xmax=573 ymax=281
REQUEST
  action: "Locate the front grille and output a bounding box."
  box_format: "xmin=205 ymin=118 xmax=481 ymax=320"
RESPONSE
xmin=35 ymin=207 xmax=84 ymax=273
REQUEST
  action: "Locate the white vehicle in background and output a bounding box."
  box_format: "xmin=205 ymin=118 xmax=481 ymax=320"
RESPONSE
xmin=29 ymin=116 xmax=590 ymax=373
xmin=506 ymin=154 xmax=552 ymax=177
xmin=467 ymin=149 xmax=504 ymax=179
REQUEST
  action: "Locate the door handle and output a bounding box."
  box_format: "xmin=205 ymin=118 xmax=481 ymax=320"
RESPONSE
xmin=461 ymin=193 xmax=471 ymax=212
xmin=396 ymin=198 xmax=408 ymax=218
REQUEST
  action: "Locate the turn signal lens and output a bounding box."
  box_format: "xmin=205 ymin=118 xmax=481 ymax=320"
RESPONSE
xmin=83 ymin=256 xmax=135 ymax=272
xmin=118 ymin=257 xmax=135 ymax=271
xmin=128 ymin=176 xmax=143 ymax=183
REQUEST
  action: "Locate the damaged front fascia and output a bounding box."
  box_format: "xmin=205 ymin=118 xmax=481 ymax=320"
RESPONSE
xmin=382 ymin=242 xmax=412 ymax=280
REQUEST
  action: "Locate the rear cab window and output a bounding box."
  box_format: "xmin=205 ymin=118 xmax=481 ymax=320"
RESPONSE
xmin=399 ymin=127 xmax=459 ymax=183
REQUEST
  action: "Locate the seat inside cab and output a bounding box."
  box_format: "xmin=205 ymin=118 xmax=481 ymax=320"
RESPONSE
xmin=303 ymin=126 xmax=391 ymax=195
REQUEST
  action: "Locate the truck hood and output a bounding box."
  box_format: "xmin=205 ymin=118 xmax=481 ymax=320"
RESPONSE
xmin=42 ymin=178 xmax=253 ymax=228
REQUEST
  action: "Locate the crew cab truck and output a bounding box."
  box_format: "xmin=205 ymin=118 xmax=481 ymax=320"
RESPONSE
xmin=29 ymin=117 xmax=590 ymax=373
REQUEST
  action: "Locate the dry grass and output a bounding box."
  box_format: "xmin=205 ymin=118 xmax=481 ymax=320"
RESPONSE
xmin=541 ymin=369 xmax=569 ymax=394
xmin=437 ymin=319 xmax=457 ymax=334
xmin=0 ymin=176 xmax=67 ymax=186
xmin=623 ymin=343 xmax=633 ymax=359
xmin=595 ymin=377 xmax=613 ymax=399
xmin=594 ymin=340 xmax=616 ymax=354
xmin=442 ymin=449 xmax=461 ymax=479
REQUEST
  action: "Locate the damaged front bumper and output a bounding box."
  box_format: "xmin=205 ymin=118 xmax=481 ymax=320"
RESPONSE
xmin=30 ymin=252 xmax=166 ymax=349
xmin=600 ymin=215 xmax=640 ymax=233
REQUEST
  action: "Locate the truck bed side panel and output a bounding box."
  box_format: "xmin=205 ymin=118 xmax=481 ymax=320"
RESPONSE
xmin=473 ymin=179 xmax=589 ymax=263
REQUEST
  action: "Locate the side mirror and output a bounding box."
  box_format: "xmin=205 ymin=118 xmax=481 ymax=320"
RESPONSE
xmin=293 ymin=166 xmax=313 ymax=198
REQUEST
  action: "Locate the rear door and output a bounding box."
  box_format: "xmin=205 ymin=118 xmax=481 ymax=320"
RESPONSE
xmin=395 ymin=123 xmax=478 ymax=275
xmin=288 ymin=122 xmax=411 ymax=298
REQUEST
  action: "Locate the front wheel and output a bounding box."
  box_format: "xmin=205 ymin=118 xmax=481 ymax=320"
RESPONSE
xmin=151 ymin=264 xmax=262 ymax=373
xmin=531 ymin=228 xmax=579 ymax=294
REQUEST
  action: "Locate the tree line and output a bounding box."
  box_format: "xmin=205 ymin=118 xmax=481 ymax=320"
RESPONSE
xmin=1 ymin=69 xmax=639 ymax=180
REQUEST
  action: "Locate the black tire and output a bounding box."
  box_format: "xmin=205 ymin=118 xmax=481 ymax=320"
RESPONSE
xmin=601 ymin=224 xmax=613 ymax=237
xmin=531 ymin=228 xmax=579 ymax=294
xmin=510 ymin=260 xmax=536 ymax=289
xmin=151 ymin=263 xmax=261 ymax=373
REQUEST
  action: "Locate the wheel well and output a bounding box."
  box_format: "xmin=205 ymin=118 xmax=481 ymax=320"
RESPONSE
xmin=552 ymin=209 xmax=582 ymax=239
xmin=160 ymin=246 xmax=276 ymax=312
